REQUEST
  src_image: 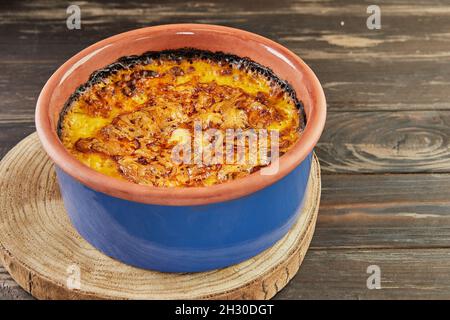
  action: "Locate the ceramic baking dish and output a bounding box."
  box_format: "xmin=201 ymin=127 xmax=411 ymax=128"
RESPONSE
xmin=35 ymin=24 xmax=326 ymax=272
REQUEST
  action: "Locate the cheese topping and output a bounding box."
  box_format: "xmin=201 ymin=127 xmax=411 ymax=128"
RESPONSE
xmin=59 ymin=49 xmax=304 ymax=187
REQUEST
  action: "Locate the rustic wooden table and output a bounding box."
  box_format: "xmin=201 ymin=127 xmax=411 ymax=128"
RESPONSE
xmin=1 ymin=0 xmax=449 ymax=300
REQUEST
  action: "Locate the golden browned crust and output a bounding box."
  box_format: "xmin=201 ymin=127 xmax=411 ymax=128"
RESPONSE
xmin=59 ymin=49 xmax=304 ymax=187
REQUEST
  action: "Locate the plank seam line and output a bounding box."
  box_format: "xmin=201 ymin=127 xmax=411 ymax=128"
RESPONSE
xmin=309 ymin=246 xmax=450 ymax=251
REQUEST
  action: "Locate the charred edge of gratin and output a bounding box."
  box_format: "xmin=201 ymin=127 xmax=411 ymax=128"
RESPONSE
xmin=57 ymin=48 xmax=306 ymax=138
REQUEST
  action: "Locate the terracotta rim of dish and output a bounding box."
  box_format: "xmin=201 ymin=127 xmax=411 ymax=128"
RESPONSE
xmin=35 ymin=24 xmax=326 ymax=206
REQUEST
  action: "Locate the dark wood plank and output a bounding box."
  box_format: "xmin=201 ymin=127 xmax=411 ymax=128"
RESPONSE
xmin=2 ymin=0 xmax=450 ymax=59
xmin=310 ymin=60 xmax=450 ymax=112
xmin=0 ymin=63 xmax=56 ymax=124
xmin=276 ymin=248 xmax=450 ymax=299
xmin=2 ymin=58 xmax=449 ymax=126
xmin=0 ymin=123 xmax=36 ymax=159
xmin=314 ymin=173 xmax=450 ymax=249
xmin=317 ymin=111 xmax=450 ymax=173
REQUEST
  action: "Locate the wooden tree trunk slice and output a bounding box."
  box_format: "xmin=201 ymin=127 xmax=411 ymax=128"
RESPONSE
xmin=0 ymin=133 xmax=321 ymax=300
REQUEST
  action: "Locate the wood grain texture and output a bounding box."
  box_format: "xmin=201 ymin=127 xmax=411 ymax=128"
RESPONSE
xmin=1 ymin=0 xmax=450 ymax=300
xmin=3 ymin=59 xmax=449 ymax=125
xmin=1 ymin=0 xmax=450 ymax=116
xmin=314 ymin=174 xmax=450 ymax=249
xmin=0 ymin=133 xmax=320 ymax=300
xmin=317 ymin=111 xmax=450 ymax=173
xmin=276 ymin=248 xmax=450 ymax=300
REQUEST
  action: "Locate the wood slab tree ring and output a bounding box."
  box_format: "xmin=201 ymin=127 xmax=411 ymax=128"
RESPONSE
xmin=0 ymin=133 xmax=321 ymax=300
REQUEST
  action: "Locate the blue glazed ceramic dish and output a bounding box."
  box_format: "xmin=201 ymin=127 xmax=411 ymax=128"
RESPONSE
xmin=56 ymin=154 xmax=312 ymax=272
xmin=35 ymin=24 xmax=326 ymax=272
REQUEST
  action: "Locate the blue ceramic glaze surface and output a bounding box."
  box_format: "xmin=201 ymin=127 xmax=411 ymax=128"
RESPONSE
xmin=56 ymin=152 xmax=312 ymax=272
